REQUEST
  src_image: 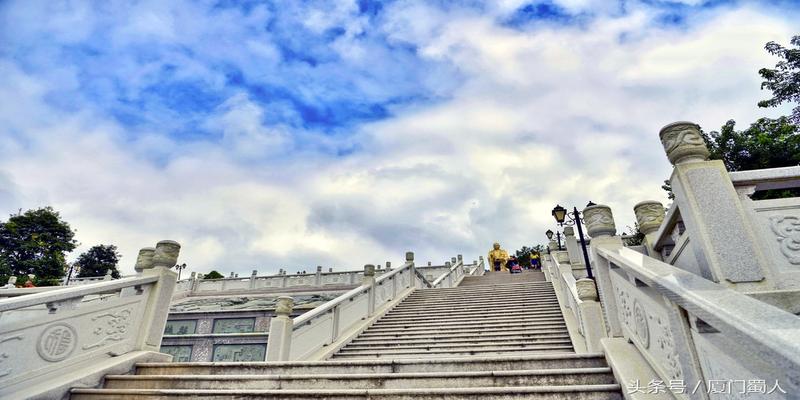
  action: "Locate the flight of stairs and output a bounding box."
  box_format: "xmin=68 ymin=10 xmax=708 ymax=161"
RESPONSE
xmin=71 ymin=270 xmax=622 ymax=399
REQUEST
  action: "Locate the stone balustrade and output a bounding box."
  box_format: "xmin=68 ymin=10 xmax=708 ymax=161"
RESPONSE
xmin=265 ymin=252 xmax=433 ymax=361
xmin=0 ymin=240 xmax=180 ymax=400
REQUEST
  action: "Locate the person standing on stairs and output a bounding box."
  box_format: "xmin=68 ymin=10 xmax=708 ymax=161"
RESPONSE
xmin=488 ymin=242 xmax=509 ymax=272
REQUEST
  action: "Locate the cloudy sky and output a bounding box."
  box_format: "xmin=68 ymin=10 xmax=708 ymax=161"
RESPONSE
xmin=0 ymin=0 xmax=797 ymax=277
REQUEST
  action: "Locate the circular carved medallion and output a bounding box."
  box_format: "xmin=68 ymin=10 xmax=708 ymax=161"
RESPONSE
xmin=37 ymin=323 xmax=78 ymax=362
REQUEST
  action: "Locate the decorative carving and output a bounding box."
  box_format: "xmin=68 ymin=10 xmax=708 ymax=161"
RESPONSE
xmin=583 ymin=204 xmax=616 ymax=237
xmin=212 ymin=344 xmax=266 ymax=361
xmin=134 ymin=247 xmax=156 ymax=272
xmin=275 ymin=296 xmax=294 ymax=316
xmin=0 ymin=335 xmax=22 ymax=377
xmin=769 ymin=215 xmax=800 ymax=264
xmin=213 ymin=318 xmax=256 ymax=333
xmin=654 ymin=316 xmax=683 ymax=381
xmin=169 ymin=294 xmax=337 ymax=312
xmin=575 ymin=278 xmax=598 ymax=301
xmin=633 ymin=300 xmax=650 ymax=348
xmin=152 ymin=240 xmax=181 ymax=268
xmin=634 ymin=201 xmax=665 ymax=235
xmin=659 ymin=121 xmax=710 ymax=165
xmin=37 ymin=323 xmax=77 ymax=362
xmin=160 ymin=345 xmax=193 ymax=362
xmin=83 ymin=308 xmax=132 ymax=350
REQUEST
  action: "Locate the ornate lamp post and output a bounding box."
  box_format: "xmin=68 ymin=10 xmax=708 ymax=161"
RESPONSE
xmin=551 ymin=202 xmax=595 ymax=279
xmin=545 ymin=229 xmax=563 ymax=250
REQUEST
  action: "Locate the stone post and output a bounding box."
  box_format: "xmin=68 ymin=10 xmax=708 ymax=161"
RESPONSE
xmin=451 ymin=257 xmax=457 ymax=265
xmin=315 ymin=266 xmax=323 ymax=286
xmin=385 ymin=261 xmax=391 ymax=271
xmin=134 ymin=247 xmax=156 ymax=274
xmin=563 ymin=227 xmax=585 ymax=270
xmin=660 ymin=121 xmax=773 ymax=291
xmin=4 ymin=276 xmax=17 ymax=288
xmin=265 ymin=296 xmax=294 ymax=361
xmin=364 ymin=264 xmax=376 ymax=316
xmin=250 ymin=270 xmax=258 ymax=289
xmin=634 ymin=200 xmax=666 ymax=259
xmin=190 ymin=272 xmax=199 ymax=293
xmin=427 ymin=261 xmax=432 ymax=266
xmin=138 ymin=240 xmax=179 ymax=351
xmin=103 ymin=269 xmax=113 ymax=281
xmin=575 ymin=278 xmax=606 ymax=352
xmin=406 ymin=251 xmax=415 ymax=287
xmin=583 ymin=204 xmax=624 ymax=338
xmin=329 ymin=267 xmax=333 ymax=273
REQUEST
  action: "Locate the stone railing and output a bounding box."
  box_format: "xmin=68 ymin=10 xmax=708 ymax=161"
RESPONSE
xmin=592 ymin=241 xmax=800 ymax=398
xmin=544 ymin=244 xmax=605 ymax=353
xmin=0 ymin=240 xmax=181 ymax=400
xmin=650 ymin=122 xmax=800 ymax=293
xmin=265 ymin=252 xmax=423 ymax=361
xmin=430 ymin=255 xmax=468 ymax=288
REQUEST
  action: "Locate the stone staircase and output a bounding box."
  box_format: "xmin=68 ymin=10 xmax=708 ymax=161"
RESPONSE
xmin=70 ymin=270 xmax=622 ymax=399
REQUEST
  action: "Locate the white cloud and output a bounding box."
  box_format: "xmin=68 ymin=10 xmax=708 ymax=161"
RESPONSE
xmin=0 ymin=1 xmax=797 ymax=278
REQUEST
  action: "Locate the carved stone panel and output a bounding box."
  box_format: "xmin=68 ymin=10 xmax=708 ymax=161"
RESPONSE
xmin=212 ymin=344 xmax=265 ymax=362
xmin=212 ymin=318 xmax=255 ymax=334
xmin=160 ymin=345 xmax=193 ymax=362
xmin=164 ymin=320 xmax=198 ymax=335
xmin=37 ymin=323 xmax=78 ymax=362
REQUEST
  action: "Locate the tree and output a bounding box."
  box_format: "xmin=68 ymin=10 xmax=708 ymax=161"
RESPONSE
xmin=0 ymin=207 xmax=77 ymax=286
xmin=758 ymin=35 xmax=800 ymax=124
xmin=515 ymin=245 xmax=544 ymax=267
xmin=623 ymin=224 xmax=645 ymax=246
xmin=75 ymin=244 xmax=121 ymax=279
xmin=204 ymin=270 xmax=224 ymax=279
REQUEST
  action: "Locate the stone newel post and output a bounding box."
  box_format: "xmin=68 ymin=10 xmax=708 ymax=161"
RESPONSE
xmin=138 ymin=240 xmax=179 ymax=351
xmin=266 ymin=296 xmax=294 ymax=361
xmin=634 ymin=200 xmax=666 ymax=258
xmin=134 ymin=247 xmax=156 ymax=274
xmin=575 ymin=277 xmax=605 ymax=352
xmin=562 ymin=226 xmax=584 ymax=270
xmin=660 ymin=121 xmax=773 ymax=290
xmin=364 ymin=264 xmax=376 ymax=316
xmin=583 ymin=204 xmax=623 ymax=337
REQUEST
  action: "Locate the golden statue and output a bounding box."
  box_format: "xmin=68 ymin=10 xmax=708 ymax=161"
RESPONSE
xmin=488 ymin=242 xmax=509 ymax=272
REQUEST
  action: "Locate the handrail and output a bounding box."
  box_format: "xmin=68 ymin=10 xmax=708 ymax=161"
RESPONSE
xmin=597 ymin=245 xmax=800 ymax=372
xmin=729 ymin=165 xmax=800 ymax=191
xmin=0 ymin=275 xmax=159 ymax=312
xmin=293 ymin=261 xmax=412 ymax=326
xmin=431 ymin=260 xmax=463 ymax=287
xmin=414 ymin=268 xmax=433 ymax=288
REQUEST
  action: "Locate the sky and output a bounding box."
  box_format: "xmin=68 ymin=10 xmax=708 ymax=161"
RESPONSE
xmin=0 ymin=0 xmax=797 ymax=277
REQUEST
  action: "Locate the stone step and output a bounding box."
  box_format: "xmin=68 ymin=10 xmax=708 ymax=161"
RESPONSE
xmin=134 ymin=354 xmax=609 ymax=376
xmin=101 ymin=368 xmax=615 ymax=390
xmin=392 ymin=301 xmax=560 ymax=312
xmin=356 ymin=328 xmax=570 ymax=340
xmin=369 ymin=316 xmax=566 ymax=329
xmin=397 ymin=297 xmax=558 ymax=307
xmin=341 ymin=338 xmax=574 ymax=351
xmin=386 ymin=306 xmax=562 ymax=316
xmin=378 ymin=309 xmax=564 ymax=322
xmin=349 ymin=333 xmax=572 ymax=346
xmin=363 ymin=321 xmax=568 ymax=334
xmin=408 ymin=288 xmax=554 ymax=297
xmin=409 ymin=285 xmax=554 ymax=294
xmin=71 ymin=385 xmax=623 ymax=399
xmin=331 ymin=346 xmax=575 ymax=359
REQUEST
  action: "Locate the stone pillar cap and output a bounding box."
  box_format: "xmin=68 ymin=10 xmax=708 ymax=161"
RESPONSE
xmin=659 ymin=121 xmax=710 ymax=165
xmin=583 ymin=204 xmax=616 ymax=238
xmin=364 ymin=264 xmax=376 ymax=276
xmin=405 ymin=251 xmax=414 ymax=262
xmin=563 ymin=226 xmax=575 ymax=236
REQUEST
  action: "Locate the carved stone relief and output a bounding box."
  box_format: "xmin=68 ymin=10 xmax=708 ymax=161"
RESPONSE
xmin=0 ymin=335 xmax=22 ymax=377
xmin=37 ymin=323 xmax=77 ymax=362
xmin=212 ymin=344 xmax=265 ymax=362
xmin=160 ymin=345 xmax=193 ymax=362
xmin=769 ymin=215 xmax=800 ymax=265
xmin=659 ymin=122 xmax=710 ymax=164
xmin=83 ymin=308 xmax=133 ymax=350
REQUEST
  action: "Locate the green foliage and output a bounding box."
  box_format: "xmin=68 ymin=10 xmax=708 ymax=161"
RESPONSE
xmin=0 ymin=207 xmax=77 ymax=286
xmin=704 ymin=117 xmax=800 ymax=172
xmin=623 ymin=224 xmax=645 ymax=246
xmin=76 ymin=244 xmax=121 ymax=279
xmin=204 ymin=270 xmax=224 ymax=279
xmin=758 ymin=35 xmax=800 ymax=124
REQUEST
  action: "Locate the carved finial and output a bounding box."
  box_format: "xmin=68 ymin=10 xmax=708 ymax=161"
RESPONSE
xmin=445 ymin=261 xmax=452 ymax=267
xmin=451 ymin=257 xmax=457 ymax=264
xmin=634 ymin=200 xmax=666 ymax=235
xmin=457 ymin=254 xmax=463 ymax=262
xmin=405 ymin=251 xmax=414 ymax=262
xmin=583 ymin=204 xmax=616 ymax=237
xmin=135 ymin=247 xmax=156 ymax=272
xmin=563 ymin=226 xmax=575 ymax=237
xmin=385 ymin=261 xmax=391 ymax=270
xmin=275 ymin=296 xmax=294 ymax=316
xmin=548 ymin=240 xmax=559 ymax=251
xmin=364 ymin=264 xmax=375 ymax=276
xmin=316 ymin=266 xmax=322 ymax=272
xmin=576 ymin=278 xmax=599 ymax=301
xmin=659 ymin=121 xmax=710 ymax=165
xmin=152 ymin=240 xmax=181 ymax=268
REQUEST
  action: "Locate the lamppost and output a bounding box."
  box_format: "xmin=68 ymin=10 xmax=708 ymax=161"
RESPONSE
xmin=545 ymin=229 xmax=563 ymax=250
xmin=174 ymin=263 xmax=187 ymax=280
xmin=551 ymin=202 xmax=595 ymax=279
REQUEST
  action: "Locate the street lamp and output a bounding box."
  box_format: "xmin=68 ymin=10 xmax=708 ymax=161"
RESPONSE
xmin=551 ymin=202 xmax=594 ymax=279
xmin=545 ymin=229 xmax=562 ymax=250
xmin=174 ymin=263 xmax=187 ymax=280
